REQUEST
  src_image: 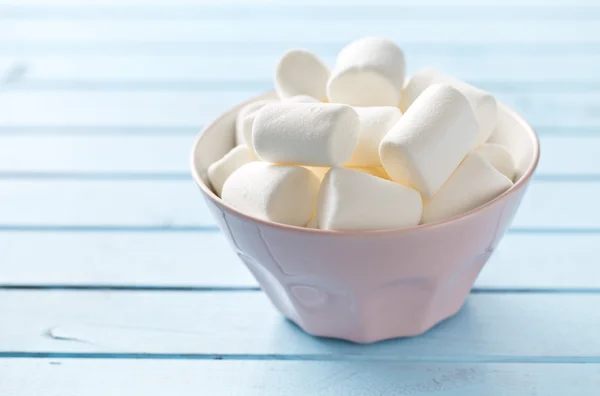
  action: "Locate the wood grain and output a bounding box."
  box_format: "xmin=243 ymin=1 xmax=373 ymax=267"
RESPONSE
xmin=1 ymin=360 xmax=599 ymax=396
xmin=5 ymin=20 xmax=600 ymax=43
xmin=1 ymin=290 xmax=599 ymax=358
xmin=3 ymin=0 xmax=599 ymax=6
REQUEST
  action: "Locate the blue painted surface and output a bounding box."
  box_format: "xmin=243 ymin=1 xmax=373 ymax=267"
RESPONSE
xmin=0 ymin=1 xmax=598 ymax=394
xmin=6 ymin=42 xmax=600 ymax=55
xmin=3 ymin=5 xmax=600 ymax=20
xmin=2 ymin=360 xmax=600 ymax=396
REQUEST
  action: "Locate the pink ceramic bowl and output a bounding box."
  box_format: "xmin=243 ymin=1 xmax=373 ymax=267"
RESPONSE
xmin=190 ymin=92 xmax=540 ymax=344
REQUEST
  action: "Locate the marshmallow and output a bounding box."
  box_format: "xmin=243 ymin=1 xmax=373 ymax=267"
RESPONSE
xmin=238 ymin=98 xmax=316 ymax=153
xmin=275 ymin=49 xmax=330 ymax=101
xmin=327 ymin=37 xmax=406 ymax=106
xmin=222 ymin=162 xmax=320 ymax=227
xmin=253 ymin=102 xmax=360 ymax=167
xmin=422 ymin=152 xmax=513 ymax=224
xmin=208 ymin=145 xmax=255 ymax=196
xmin=317 ymin=168 xmax=422 ymax=231
xmin=235 ymin=99 xmax=272 ymax=147
xmin=311 ymin=166 xmax=391 ymax=183
xmin=308 ymin=166 xmax=391 ymax=184
xmin=475 ymin=143 xmax=515 ymax=181
xmin=284 ymin=95 xmax=321 ymax=103
xmin=306 ymin=166 xmax=329 ymax=182
xmin=306 ymin=217 xmax=319 ymax=229
xmin=380 ymin=84 xmax=479 ymax=199
xmin=400 ymin=68 xmax=497 ymax=145
xmin=348 ymin=166 xmax=391 ymax=180
xmin=346 ymin=106 xmax=402 ymax=167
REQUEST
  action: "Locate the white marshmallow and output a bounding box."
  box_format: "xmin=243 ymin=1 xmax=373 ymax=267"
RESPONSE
xmin=222 ymin=162 xmax=320 ymax=227
xmin=235 ymin=99 xmax=272 ymax=147
xmin=275 ymin=49 xmax=330 ymax=101
xmin=400 ymin=68 xmax=497 ymax=145
xmin=380 ymin=84 xmax=479 ymax=199
xmin=317 ymin=168 xmax=422 ymax=231
xmin=253 ymin=102 xmax=360 ymax=167
xmin=239 ymin=98 xmax=317 ymax=153
xmin=347 ymin=166 xmax=391 ymax=180
xmin=327 ymin=37 xmax=406 ymax=106
xmin=284 ymin=95 xmax=320 ymax=103
xmin=422 ymin=152 xmax=513 ymax=224
xmin=311 ymin=165 xmax=391 ymax=182
xmin=346 ymin=106 xmax=402 ymax=167
xmin=306 ymin=166 xmax=330 ymax=182
xmin=207 ymin=145 xmax=255 ymax=196
xmin=475 ymin=143 xmax=515 ymax=181
xmin=306 ymin=217 xmax=319 ymax=229
xmin=310 ymin=165 xmax=390 ymax=182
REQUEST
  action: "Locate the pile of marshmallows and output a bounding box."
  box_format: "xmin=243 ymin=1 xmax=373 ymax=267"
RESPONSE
xmin=207 ymin=37 xmax=516 ymax=231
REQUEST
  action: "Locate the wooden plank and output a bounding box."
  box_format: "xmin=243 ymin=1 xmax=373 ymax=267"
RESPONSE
xmin=10 ymin=8 xmax=599 ymax=24
xmin=0 ymin=91 xmax=247 ymax=126
xmin=3 ymin=20 xmax=599 ymax=43
xmin=0 ymin=91 xmax=598 ymax=127
xmin=0 ymin=135 xmax=591 ymax=175
xmin=534 ymin=136 xmax=600 ymax=175
xmin=2 ymin=0 xmax=597 ymax=7
xmin=0 ymin=232 xmax=254 ymax=286
xmin=5 ymin=52 xmax=600 ymax=84
xmin=2 ymin=232 xmax=600 ymax=289
xmin=4 ymin=3 xmax=600 ymax=18
xmin=0 ymin=135 xmax=194 ymax=174
xmin=4 ymin=54 xmax=600 ymax=83
xmin=0 ymin=180 xmax=205 ymax=227
xmin=1 ymin=290 xmax=599 ymax=357
xmin=476 ymin=233 xmax=600 ymax=289
xmin=1 ymin=360 xmax=599 ymax=396
xmin=6 ymin=42 xmax=600 ymax=57
xmin=0 ymin=179 xmax=593 ymax=229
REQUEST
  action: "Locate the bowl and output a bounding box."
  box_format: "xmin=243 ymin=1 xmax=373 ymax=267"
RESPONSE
xmin=190 ymin=92 xmax=540 ymax=344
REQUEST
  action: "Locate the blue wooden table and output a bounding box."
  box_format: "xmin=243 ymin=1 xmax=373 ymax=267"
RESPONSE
xmin=1 ymin=1 xmax=600 ymax=394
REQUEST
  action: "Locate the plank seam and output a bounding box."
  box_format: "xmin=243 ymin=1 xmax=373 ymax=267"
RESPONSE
xmin=7 ymin=42 xmax=600 ymax=56
xmin=0 ymin=285 xmax=262 ymax=292
xmin=1 ymin=352 xmax=599 ymax=363
xmin=1 ymin=226 xmax=599 ymax=233
xmin=3 ymin=5 xmax=600 ymax=21
xmin=1 ymin=285 xmax=600 ymax=293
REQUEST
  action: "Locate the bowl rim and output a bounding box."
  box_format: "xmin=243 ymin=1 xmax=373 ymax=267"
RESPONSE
xmin=190 ymin=92 xmax=540 ymax=236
